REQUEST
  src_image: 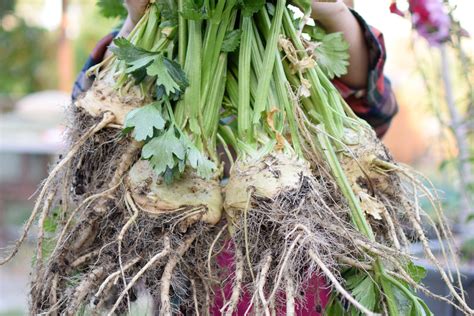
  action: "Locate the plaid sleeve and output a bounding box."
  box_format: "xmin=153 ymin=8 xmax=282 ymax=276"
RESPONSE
xmin=332 ymin=10 xmax=398 ymax=138
xmin=71 ymin=32 xmax=119 ymax=101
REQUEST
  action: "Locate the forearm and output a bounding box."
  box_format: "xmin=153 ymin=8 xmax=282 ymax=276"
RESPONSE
xmin=312 ymin=2 xmax=369 ymax=89
xmin=104 ymin=16 xmax=135 ymax=58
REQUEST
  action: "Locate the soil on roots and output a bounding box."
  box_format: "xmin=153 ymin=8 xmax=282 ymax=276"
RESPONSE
xmin=29 ymin=109 xmax=221 ymax=315
xmin=226 ymin=172 xmax=377 ymax=313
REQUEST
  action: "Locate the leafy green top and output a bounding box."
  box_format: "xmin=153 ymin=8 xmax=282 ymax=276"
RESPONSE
xmin=111 ymin=38 xmax=189 ymax=100
xmin=221 ymin=30 xmax=242 ymax=53
xmin=306 ymin=26 xmax=350 ymax=79
xmin=124 ymin=103 xmax=216 ymax=182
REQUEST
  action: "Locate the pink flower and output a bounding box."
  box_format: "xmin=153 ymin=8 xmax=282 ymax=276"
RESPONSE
xmin=409 ymin=0 xmax=451 ymax=46
xmin=390 ymin=2 xmax=405 ymax=17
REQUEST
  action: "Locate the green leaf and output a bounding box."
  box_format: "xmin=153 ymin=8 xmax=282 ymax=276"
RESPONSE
xmin=181 ymin=0 xmax=208 ymax=20
xmin=43 ymin=216 xmax=58 ymax=234
xmin=238 ymin=0 xmax=265 ymax=16
xmin=185 ymin=141 xmax=216 ymax=179
xmin=290 ymin=0 xmax=312 ymax=15
xmin=392 ymin=283 xmax=413 ymax=315
xmin=148 ymin=55 xmax=189 ymax=100
xmin=413 ymin=298 xmax=433 ymax=316
xmin=156 ymin=0 xmax=178 ymax=27
xmin=97 ymin=0 xmax=127 ymax=19
xmin=306 ymin=27 xmax=350 ymax=79
xmin=222 ymin=30 xmax=242 ymax=53
xmin=324 ymin=294 xmax=346 ymax=316
xmin=111 ymin=37 xmax=157 ymax=69
xmin=124 ymin=103 xmax=166 ymax=141
xmin=347 ymin=274 xmax=378 ymax=312
xmin=406 ymin=262 xmax=427 ymax=283
xmin=142 ymin=128 xmax=187 ymax=176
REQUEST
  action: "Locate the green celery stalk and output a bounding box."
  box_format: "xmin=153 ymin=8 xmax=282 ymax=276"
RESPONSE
xmin=238 ymin=16 xmax=254 ymax=141
xmin=252 ymin=0 xmax=285 ymax=125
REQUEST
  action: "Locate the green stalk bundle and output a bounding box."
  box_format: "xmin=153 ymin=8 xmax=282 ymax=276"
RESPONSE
xmin=1 ymin=1 xmax=472 ymax=315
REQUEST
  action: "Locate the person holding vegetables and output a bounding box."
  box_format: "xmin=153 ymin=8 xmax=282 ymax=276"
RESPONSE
xmin=74 ymin=0 xmax=398 ymax=138
xmin=72 ymin=0 xmax=399 ymax=314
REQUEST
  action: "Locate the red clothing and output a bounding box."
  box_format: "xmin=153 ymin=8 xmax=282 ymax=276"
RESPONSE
xmin=211 ymin=242 xmax=330 ymax=316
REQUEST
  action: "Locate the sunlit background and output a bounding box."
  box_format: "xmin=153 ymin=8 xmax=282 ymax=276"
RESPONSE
xmin=0 ymin=0 xmax=473 ymax=314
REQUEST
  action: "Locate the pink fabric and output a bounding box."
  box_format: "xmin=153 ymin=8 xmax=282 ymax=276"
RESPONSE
xmin=211 ymin=242 xmax=330 ymax=315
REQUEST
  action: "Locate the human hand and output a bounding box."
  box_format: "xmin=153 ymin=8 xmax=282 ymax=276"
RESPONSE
xmin=310 ymin=0 xmax=368 ymax=89
xmin=120 ymin=0 xmax=149 ymax=37
xmin=311 ymin=0 xmax=350 ymax=25
xmin=125 ymin=0 xmax=149 ymax=25
xmin=105 ymin=0 xmax=149 ymax=57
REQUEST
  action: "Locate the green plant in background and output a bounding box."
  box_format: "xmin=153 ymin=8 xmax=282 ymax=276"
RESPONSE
xmin=399 ymin=0 xmax=474 ymax=231
xmin=0 ymin=13 xmax=56 ymax=95
xmin=0 ymin=0 xmax=15 ymax=17
xmin=97 ymin=0 xmax=127 ymax=19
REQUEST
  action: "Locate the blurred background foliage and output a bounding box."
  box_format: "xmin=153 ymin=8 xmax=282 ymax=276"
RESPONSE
xmin=0 ymin=2 xmax=55 ymax=95
xmin=0 ymin=0 xmax=118 ymax=98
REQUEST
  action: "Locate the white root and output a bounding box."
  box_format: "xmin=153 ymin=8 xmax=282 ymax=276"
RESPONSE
xmin=36 ymin=191 xmax=57 ymax=268
xmin=380 ymin=205 xmax=401 ymax=251
xmin=109 ymin=140 xmax=141 ymax=188
xmin=258 ymin=254 xmax=272 ymax=316
xmin=107 ymin=237 xmax=171 ymax=316
xmin=50 ymin=273 xmax=59 ymax=316
xmin=243 ymin=189 xmax=255 ymax=282
xmin=203 ymin=280 xmax=211 ymax=316
xmin=268 ymin=233 xmax=302 ymax=303
xmin=337 ymin=255 xmax=373 ymax=271
xmin=374 ymin=159 xmax=471 ymax=313
xmin=94 ymin=257 xmax=141 ymax=303
xmin=67 ymin=266 xmax=108 ymax=315
xmin=71 ymin=249 xmax=101 ymax=268
xmin=286 ymin=276 xmax=296 ymax=316
xmin=191 ymin=279 xmax=200 ymax=316
xmin=51 ymin=183 xmax=121 ymax=260
xmin=308 ymin=250 xmax=380 ymax=316
xmin=0 ymin=112 xmax=115 ymax=266
xmin=207 ymin=223 xmax=228 ymax=280
xmin=159 ymin=233 xmax=197 ymax=316
xmin=407 ymin=211 xmax=474 ymax=314
xmin=224 ymin=248 xmax=244 ymax=316
xmin=117 ymin=192 xmax=140 ymax=310
xmin=52 ymin=139 xmax=140 ymax=262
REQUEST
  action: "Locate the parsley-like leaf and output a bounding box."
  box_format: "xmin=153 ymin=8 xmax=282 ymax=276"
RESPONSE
xmin=111 ymin=38 xmax=156 ymax=65
xmin=312 ymin=30 xmax=350 ymax=79
xmin=148 ymin=55 xmax=189 ymax=100
xmin=181 ymin=0 xmax=208 ymax=20
xmin=156 ymin=0 xmax=178 ymax=27
xmin=111 ymin=38 xmax=188 ymax=100
xmin=124 ymin=103 xmax=166 ymax=141
xmin=392 ymin=283 xmax=414 ymax=315
xmin=97 ymin=0 xmax=127 ymax=19
xmin=142 ymin=128 xmax=187 ymax=176
xmin=348 ymin=274 xmax=378 ymax=312
xmin=111 ymin=37 xmax=157 ymax=78
xmin=222 ymin=30 xmax=242 ymax=53
xmin=406 ymin=262 xmax=427 ymax=283
xmin=183 ymin=138 xmax=216 ymax=179
xmin=238 ymin=0 xmax=265 ymax=16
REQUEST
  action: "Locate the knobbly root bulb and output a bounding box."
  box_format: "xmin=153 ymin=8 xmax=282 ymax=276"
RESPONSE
xmin=224 ymin=152 xmax=312 ymax=219
xmin=76 ymin=73 xmax=151 ymax=125
xmin=127 ymin=160 xmax=223 ymax=226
